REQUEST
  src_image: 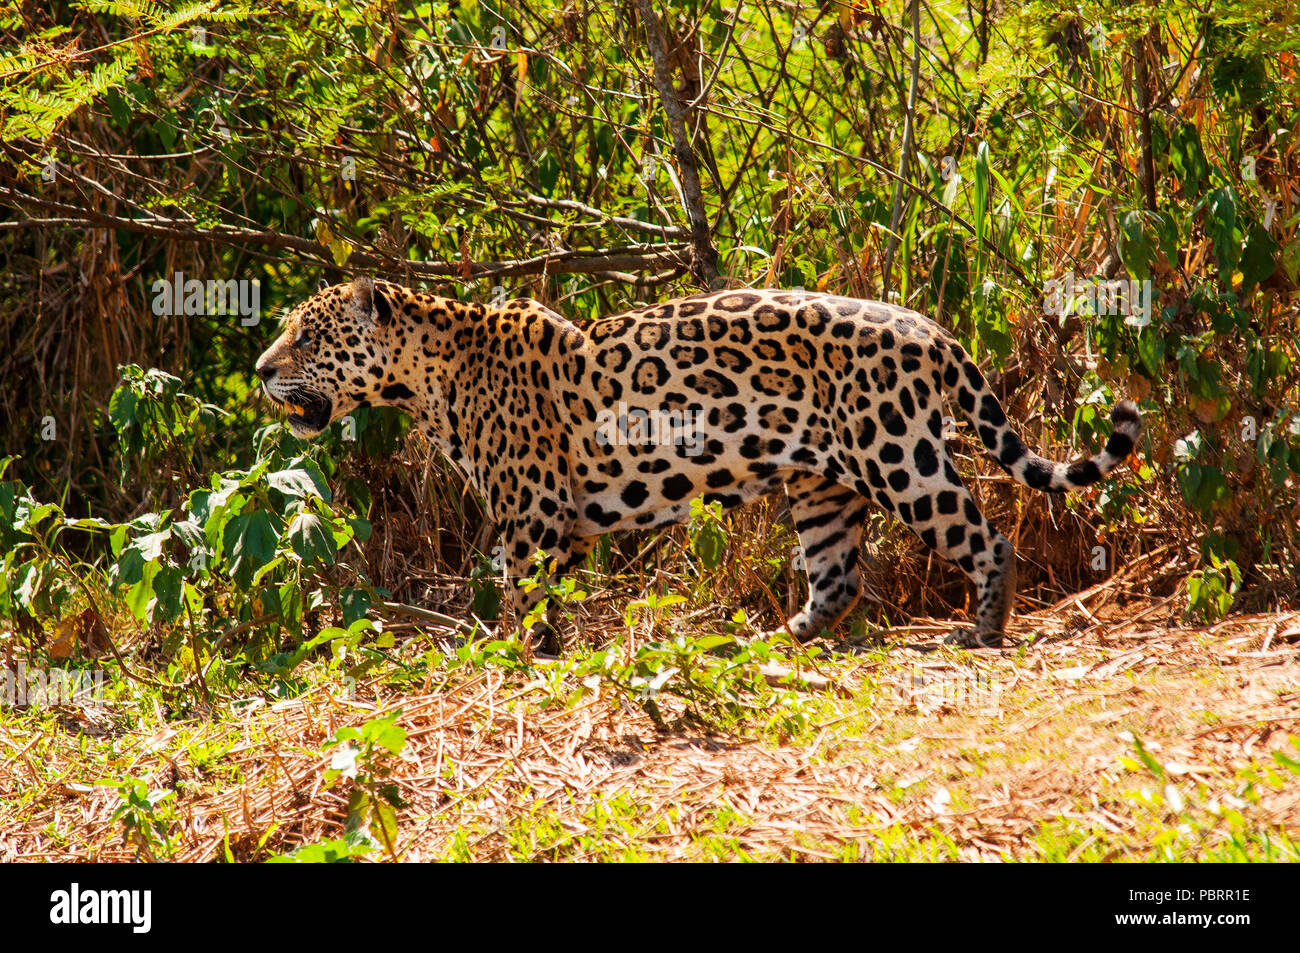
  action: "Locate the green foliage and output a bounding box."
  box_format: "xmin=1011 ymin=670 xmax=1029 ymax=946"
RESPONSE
xmin=266 ymin=837 xmax=374 ymax=863
xmin=1 ymin=369 xmax=376 ymax=699
xmin=624 ymin=590 xmax=688 ymax=632
xmin=467 ymin=555 xmax=502 ymax=623
xmin=321 ymin=711 xmax=409 ymax=860
xmin=3 ymin=0 xmax=1299 ymax=614
xmin=99 ymin=775 xmax=178 ymax=860
xmin=1185 ymin=554 xmax=1243 ymax=623
xmin=109 ymin=364 xmax=225 ymax=475
xmin=556 ymin=628 xmax=810 ymax=735
xmin=687 ymin=498 xmax=728 ymax=571
xmin=1114 ymin=732 xmax=1300 ymax=862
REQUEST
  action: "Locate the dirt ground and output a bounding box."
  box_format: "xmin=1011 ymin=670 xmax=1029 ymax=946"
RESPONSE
xmin=3 ymin=584 xmax=1297 ymax=863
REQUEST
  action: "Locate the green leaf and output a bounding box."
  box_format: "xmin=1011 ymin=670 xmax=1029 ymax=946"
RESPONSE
xmin=345 ymin=516 xmax=371 ymax=544
xmin=251 ymin=555 xmax=285 ymax=586
xmin=151 ymin=564 xmax=184 ymax=623
xmin=182 ymin=581 xmax=204 ymax=617
xmin=1239 ymin=221 xmax=1278 ymax=293
xmin=369 ymin=798 xmax=398 ymax=853
xmin=1272 ymin=750 xmax=1300 ymax=776
xmin=1206 ymin=187 xmax=1240 ymax=280
xmin=1137 ymin=327 xmax=1165 ymax=378
xmin=108 ymin=386 xmax=139 ymax=438
xmin=62 ymin=516 xmax=114 ymax=532
xmin=198 ymin=479 xmax=249 ymax=551
xmin=332 ymin=726 xmax=363 ymax=746
xmin=13 ymin=561 xmax=46 ymax=614
xmin=267 ymin=467 xmax=329 ymax=502
xmin=124 ymin=560 xmax=162 ymax=621
xmin=171 ymin=518 xmax=204 ymax=549
xmin=1118 ymin=210 xmax=1153 ymax=281
xmin=278 ymin=578 xmax=303 ymax=634
xmin=1131 ymin=736 xmax=1165 ymax=779
xmin=374 ymin=723 xmax=407 ymax=755
xmin=132 ymin=527 xmax=172 ymax=562
xmin=267 ymin=837 xmax=373 ymax=863
xmin=973 ymin=140 xmax=990 ymax=278
xmin=695 ymin=634 xmax=734 ymax=651
xmin=104 ymin=86 xmax=132 ymax=128
xmin=1149 ymin=210 xmax=1180 ymax=265
xmin=15 ymin=499 xmax=61 ymax=531
xmin=224 ymin=511 xmax=278 ymax=585
xmin=1282 ymin=238 xmax=1300 ymax=283
xmin=111 ymin=545 xmax=146 ymax=589
xmin=341 ymin=588 xmax=371 ymax=627
xmin=1169 ymin=122 xmax=1208 ymax=198
xmin=286 ymin=512 xmax=336 ymax=566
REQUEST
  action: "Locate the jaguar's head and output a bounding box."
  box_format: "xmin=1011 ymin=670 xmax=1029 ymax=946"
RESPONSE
xmin=255 ymin=276 xmax=398 ymax=438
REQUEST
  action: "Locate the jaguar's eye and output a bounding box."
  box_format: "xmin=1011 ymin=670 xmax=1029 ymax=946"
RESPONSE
xmin=293 ymin=330 xmax=311 ymax=348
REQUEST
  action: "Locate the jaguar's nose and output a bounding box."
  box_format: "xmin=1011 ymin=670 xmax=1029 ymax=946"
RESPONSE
xmin=256 ymin=363 xmax=276 ymax=382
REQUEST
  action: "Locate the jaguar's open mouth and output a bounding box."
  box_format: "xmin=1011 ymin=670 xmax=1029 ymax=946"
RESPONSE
xmin=272 ymin=391 xmax=333 ymax=435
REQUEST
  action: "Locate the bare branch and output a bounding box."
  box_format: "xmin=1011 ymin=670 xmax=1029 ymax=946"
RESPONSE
xmin=883 ymin=0 xmax=922 ymax=297
xmin=0 ymin=187 xmax=689 ymax=282
xmin=635 ymin=0 xmax=720 ymax=288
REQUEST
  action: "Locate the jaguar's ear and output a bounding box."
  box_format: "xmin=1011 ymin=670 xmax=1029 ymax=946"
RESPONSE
xmin=350 ymin=276 xmax=393 ymax=326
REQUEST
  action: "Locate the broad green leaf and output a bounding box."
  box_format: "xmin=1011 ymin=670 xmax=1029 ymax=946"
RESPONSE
xmin=287 ymin=512 xmax=336 ymax=566
xmin=267 ymin=467 xmax=327 ymax=501
xmin=151 ymin=564 xmax=184 ymax=622
xmin=374 ymin=723 xmax=407 ymax=755
xmin=132 ymin=528 xmax=172 ymax=562
xmin=1239 ymin=222 xmax=1278 ymax=292
xmin=1282 ymin=238 xmax=1300 ymax=283
xmin=124 ymin=560 xmax=162 ymax=621
xmin=224 ymin=511 xmax=278 ymax=585
xmin=341 ymin=588 xmax=371 ymax=626
xmin=279 ymin=578 xmax=303 ymax=633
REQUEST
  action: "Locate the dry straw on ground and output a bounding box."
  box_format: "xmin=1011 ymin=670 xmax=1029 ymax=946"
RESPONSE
xmin=3 ymin=581 xmax=1296 ymax=862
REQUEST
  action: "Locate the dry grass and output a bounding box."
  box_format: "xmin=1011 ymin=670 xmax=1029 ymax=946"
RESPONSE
xmin=3 ymin=578 xmax=1297 ymax=863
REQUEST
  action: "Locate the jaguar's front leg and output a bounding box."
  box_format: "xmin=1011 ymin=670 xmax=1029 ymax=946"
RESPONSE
xmin=499 ymin=510 xmax=584 ymax=656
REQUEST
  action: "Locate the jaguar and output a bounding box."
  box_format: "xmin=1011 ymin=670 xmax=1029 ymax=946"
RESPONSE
xmin=255 ymin=277 xmax=1141 ymax=650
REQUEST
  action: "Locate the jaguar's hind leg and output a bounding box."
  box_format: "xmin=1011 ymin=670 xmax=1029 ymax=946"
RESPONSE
xmin=764 ymin=475 xmax=870 ymax=642
xmin=889 ymin=465 xmax=1017 ymax=648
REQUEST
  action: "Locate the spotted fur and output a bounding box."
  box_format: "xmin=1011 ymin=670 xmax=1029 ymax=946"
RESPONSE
xmin=255 ymin=278 xmax=1142 ymax=650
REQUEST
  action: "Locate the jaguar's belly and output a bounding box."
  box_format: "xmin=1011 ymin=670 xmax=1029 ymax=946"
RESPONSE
xmin=572 ymin=465 xmax=797 ymax=536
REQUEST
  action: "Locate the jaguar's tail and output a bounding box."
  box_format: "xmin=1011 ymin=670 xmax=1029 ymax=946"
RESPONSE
xmin=939 ymin=340 xmax=1142 ymax=492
